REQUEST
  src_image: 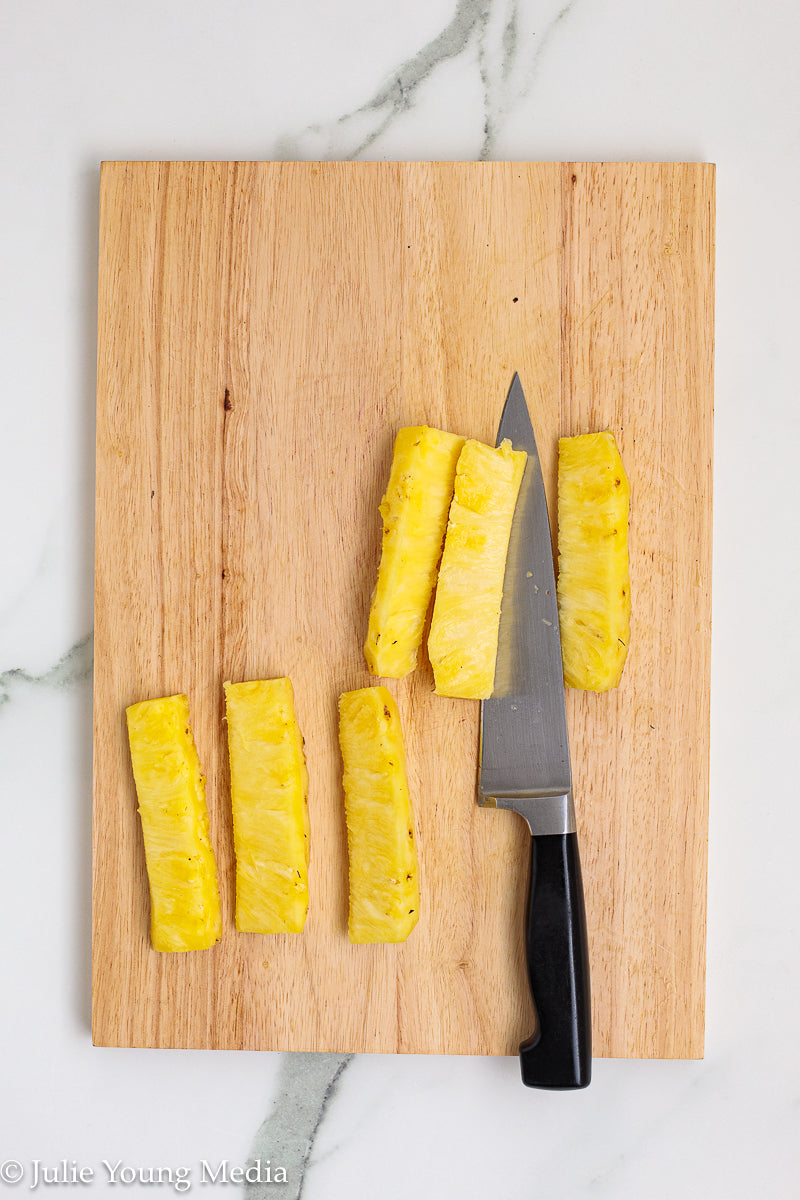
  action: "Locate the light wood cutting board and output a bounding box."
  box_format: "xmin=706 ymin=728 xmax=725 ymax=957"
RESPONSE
xmin=92 ymin=161 xmax=714 ymax=1057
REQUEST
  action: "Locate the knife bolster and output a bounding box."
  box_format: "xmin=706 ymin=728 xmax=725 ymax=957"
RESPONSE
xmin=491 ymin=791 xmax=576 ymax=837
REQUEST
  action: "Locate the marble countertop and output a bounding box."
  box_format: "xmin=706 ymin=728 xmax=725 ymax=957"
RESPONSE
xmin=2 ymin=1 xmax=798 ymax=1196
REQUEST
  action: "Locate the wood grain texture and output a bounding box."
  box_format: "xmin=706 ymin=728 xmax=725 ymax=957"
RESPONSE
xmin=92 ymin=161 xmax=714 ymax=1057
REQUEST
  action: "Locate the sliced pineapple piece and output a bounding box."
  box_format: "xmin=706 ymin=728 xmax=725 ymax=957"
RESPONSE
xmin=224 ymin=678 xmax=310 ymax=934
xmin=338 ymin=686 xmax=419 ymax=944
xmin=126 ymin=694 xmax=222 ymax=952
xmin=427 ymin=438 xmax=527 ymax=698
xmin=557 ymin=431 xmax=631 ymax=691
xmin=364 ymin=425 xmax=465 ymax=678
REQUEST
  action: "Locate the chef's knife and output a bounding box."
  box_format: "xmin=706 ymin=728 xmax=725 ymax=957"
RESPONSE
xmin=479 ymin=374 xmax=591 ymax=1090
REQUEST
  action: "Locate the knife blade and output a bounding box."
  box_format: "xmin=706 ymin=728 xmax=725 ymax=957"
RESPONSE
xmin=479 ymin=373 xmax=591 ymax=1089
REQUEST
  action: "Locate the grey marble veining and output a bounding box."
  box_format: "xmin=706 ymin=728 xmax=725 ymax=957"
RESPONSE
xmin=0 ymin=631 xmax=93 ymax=712
xmin=245 ymin=1054 xmax=353 ymax=1199
xmin=277 ymin=0 xmax=576 ymax=161
xmin=478 ymin=0 xmax=577 ymax=157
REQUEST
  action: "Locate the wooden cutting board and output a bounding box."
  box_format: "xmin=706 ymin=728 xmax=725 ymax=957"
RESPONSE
xmin=92 ymin=161 xmax=714 ymax=1057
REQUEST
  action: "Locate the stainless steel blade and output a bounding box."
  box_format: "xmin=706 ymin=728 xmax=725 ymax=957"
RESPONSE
xmin=479 ymin=374 xmax=574 ymax=835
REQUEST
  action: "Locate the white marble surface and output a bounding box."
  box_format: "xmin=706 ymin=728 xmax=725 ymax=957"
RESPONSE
xmin=2 ymin=1 xmax=799 ymax=1195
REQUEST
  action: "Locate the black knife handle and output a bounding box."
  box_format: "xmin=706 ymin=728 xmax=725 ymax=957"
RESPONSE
xmin=519 ymin=831 xmax=592 ymax=1089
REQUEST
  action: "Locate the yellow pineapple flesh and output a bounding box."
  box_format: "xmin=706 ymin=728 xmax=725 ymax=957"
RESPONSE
xmin=427 ymin=438 xmax=527 ymax=698
xmin=125 ymin=695 xmax=222 ymax=952
xmin=557 ymin=431 xmax=631 ymax=691
xmin=338 ymin=686 xmax=419 ymax=943
xmin=364 ymin=425 xmax=465 ymax=678
xmin=224 ymin=678 xmax=310 ymax=934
